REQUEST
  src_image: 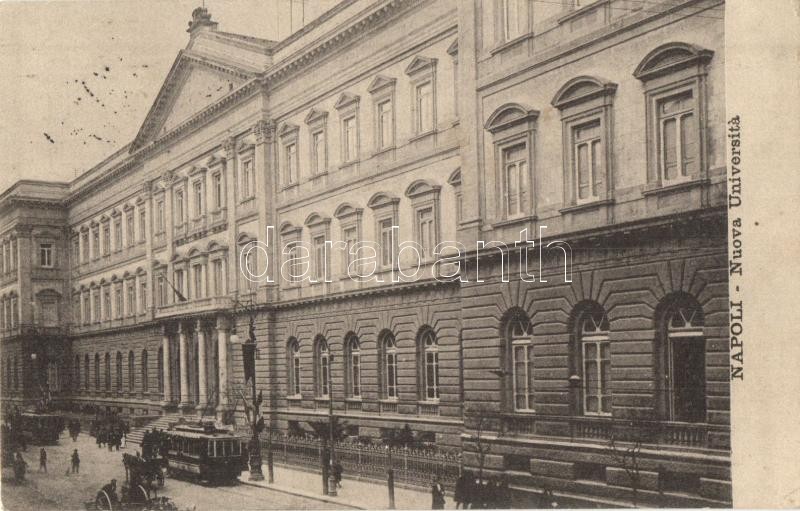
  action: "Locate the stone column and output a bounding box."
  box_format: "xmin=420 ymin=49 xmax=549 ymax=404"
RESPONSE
xmin=196 ymin=319 xmax=208 ymax=410
xmin=216 ymin=315 xmax=230 ymax=411
xmin=179 ymin=322 xmax=190 ymax=408
xmin=161 ymin=327 xmax=172 ymax=404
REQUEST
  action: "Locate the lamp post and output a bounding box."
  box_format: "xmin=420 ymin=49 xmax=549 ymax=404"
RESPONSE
xmin=386 ymin=445 xmax=396 ymax=509
xmin=230 ymin=297 xmax=273 ymax=483
xmin=327 ymin=354 xmax=337 ymax=497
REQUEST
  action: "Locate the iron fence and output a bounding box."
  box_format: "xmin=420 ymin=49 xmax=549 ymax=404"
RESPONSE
xmin=262 ymin=434 xmax=462 ymax=489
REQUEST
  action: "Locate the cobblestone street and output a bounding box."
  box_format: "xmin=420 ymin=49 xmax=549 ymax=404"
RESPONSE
xmin=1 ymin=432 xmax=349 ymax=510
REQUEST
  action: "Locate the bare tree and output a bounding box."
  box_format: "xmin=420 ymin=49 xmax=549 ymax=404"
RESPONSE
xmin=607 ymin=418 xmax=652 ymax=507
xmin=465 ymin=404 xmax=494 ymax=485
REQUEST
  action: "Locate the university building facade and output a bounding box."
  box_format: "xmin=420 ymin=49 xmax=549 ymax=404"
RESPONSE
xmin=0 ymin=0 xmax=730 ymax=506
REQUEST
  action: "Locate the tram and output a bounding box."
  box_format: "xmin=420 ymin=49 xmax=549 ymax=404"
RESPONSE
xmin=163 ymin=422 xmax=246 ymax=485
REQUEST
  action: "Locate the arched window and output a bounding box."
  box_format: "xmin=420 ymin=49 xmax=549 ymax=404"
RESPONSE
xmin=128 ymin=351 xmax=135 ymax=391
xmin=315 ymin=337 xmax=330 ymax=398
xmin=116 ymin=352 xmax=123 ymax=391
xmin=382 ymin=333 xmax=398 ymax=400
xmin=287 ymin=339 xmax=301 ymax=397
xmin=661 ymin=296 xmax=705 ymax=422
xmin=104 ymin=353 xmax=111 ymax=390
xmin=419 ymin=328 xmax=440 ymax=401
xmin=94 ymin=354 xmax=100 ymax=390
xmin=574 ymin=306 xmax=611 ymax=416
xmin=507 ymin=313 xmax=534 ymax=411
xmin=345 ymin=335 xmax=361 ymax=399
xmin=84 ymin=354 xmax=90 ymax=389
xmin=157 ymin=346 xmax=164 ymax=394
xmin=141 ymin=349 xmax=149 ymax=392
xmin=74 ymin=355 xmax=80 ymax=390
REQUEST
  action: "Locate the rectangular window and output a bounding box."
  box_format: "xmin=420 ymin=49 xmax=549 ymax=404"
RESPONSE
xmin=386 ymin=352 xmax=398 ymax=399
xmin=103 ymin=288 xmax=111 ymax=320
xmin=102 ymin=225 xmax=110 ymax=255
xmin=658 ymin=91 xmax=697 ymax=182
xmin=311 ymin=131 xmax=325 ymax=174
xmin=342 ymin=226 xmax=358 ymax=275
xmin=583 ymin=341 xmax=611 ymax=415
xmin=513 ymin=342 xmax=534 ymax=411
xmin=81 ymin=233 xmax=89 ymax=261
xmin=115 ymin=287 xmax=123 ymax=319
xmin=416 ymin=207 xmax=435 ymax=257
xmin=285 ymin=143 xmax=297 ymax=184
xmin=175 ymin=190 xmax=184 ymax=224
xmin=212 ymin=173 xmax=222 ymax=209
xmin=139 ymin=209 xmax=146 ymax=242
xmin=377 ymin=100 xmax=393 ymax=149
xmin=425 ymin=350 xmax=439 ymax=399
xmin=343 ymin=116 xmax=357 ymax=162
xmin=10 ymin=240 xmax=16 ymax=270
xmin=39 ymin=243 xmax=53 ymax=268
xmin=212 ymin=259 xmax=223 ymax=296
xmin=351 ymin=352 xmax=361 ymax=397
xmin=503 ymin=143 xmax=528 ymax=217
xmin=126 ymin=214 xmax=135 ymax=246
xmin=415 ymin=82 xmax=434 ymax=134
xmin=573 ymin=121 xmax=603 ymax=202
xmin=127 ymin=283 xmax=135 ymax=317
xmin=139 ymin=281 xmax=147 ymax=313
xmin=502 ymin=0 xmax=525 ymax=41
xmin=193 ymin=264 xmax=203 ymax=299
xmin=320 ymin=354 xmax=329 ymax=397
xmin=379 ymin=219 xmax=395 ymax=269
xmin=241 ymin=160 xmax=253 ymax=198
xmin=193 ymin=181 xmax=203 ymax=216
xmin=114 ymin=219 xmax=122 ymax=250
xmin=288 ymin=244 xmax=301 ymax=284
xmin=156 ymin=200 xmax=165 ymax=232
xmin=83 ymin=294 xmax=90 ymax=324
xmin=175 ymin=270 xmax=184 ymax=299
xmin=93 ymin=292 xmax=100 ymax=323
xmin=158 ymin=276 xmax=167 ymax=307
xmin=313 ymin=235 xmax=326 ymax=281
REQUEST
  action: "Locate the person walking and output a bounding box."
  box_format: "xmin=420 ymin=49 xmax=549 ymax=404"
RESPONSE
xmin=333 ymin=460 xmax=343 ymax=489
xmin=454 ymin=471 xmax=469 ymax=509
xmin=432 ymin=475 xmax=446 ymax=509
xmin=71 ymin=449 xmax=80 ymax=474
xmin=38 ymin=447 xmax=47 ymax=473
xmin=14 ymin=452 xmax=28 ymax=482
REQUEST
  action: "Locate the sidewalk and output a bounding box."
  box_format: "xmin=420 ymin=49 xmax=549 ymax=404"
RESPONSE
xmin=240 ymin=464 xmax=449 ymax=510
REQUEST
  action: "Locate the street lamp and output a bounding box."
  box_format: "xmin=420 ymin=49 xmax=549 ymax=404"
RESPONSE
xmin=327 ymin=354 xmax=337 ymax=497
xmin=229 ymin=297 xmax=273 ymax=483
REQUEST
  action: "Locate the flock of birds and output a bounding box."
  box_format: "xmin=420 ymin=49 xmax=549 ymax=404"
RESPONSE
xmin=39 ymin=58 xmax=153 ymax=149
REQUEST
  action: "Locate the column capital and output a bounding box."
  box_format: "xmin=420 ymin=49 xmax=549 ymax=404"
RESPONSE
xmin=222 ymin=136 xmax=237 ymax=158
xmin=215 ymin=314 xmax=231 ymax=331
xmin=253 ymin=119 xmax=275 ymax=144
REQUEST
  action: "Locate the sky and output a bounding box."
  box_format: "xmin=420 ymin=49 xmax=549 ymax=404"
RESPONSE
xmin=0 ymin=0 xmax=339 ymax=195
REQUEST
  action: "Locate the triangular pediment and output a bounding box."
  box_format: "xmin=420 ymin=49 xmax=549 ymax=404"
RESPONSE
xmin=131 ymin=50 xmax=256 ymax=151
xmin=304 ymin=108 xmax=328 ymax=125
xmin=334 ymin=92 xmax=360 ymax=110
xmin=405 ymin=55 xmax=437 ymax=75
xmin=367 ymin=74 xmax=396 ymax=94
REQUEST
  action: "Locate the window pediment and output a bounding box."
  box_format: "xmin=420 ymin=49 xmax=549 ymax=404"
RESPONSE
xmin=552 ymin=76 xmax=617 ymax=110
xmin=188 ymin=165 xmax=207 ymax=177
xmin=334 ymin=203 xmax=363 ymax=220
xmin=484 ymin=103 xmax=539 ymax=134
xmin=304 ymin=212 xmax=331 ymax=228
xmin=446 ymin=39 xmax=458 ymax=57
xmin=334 ymin=92 xmax=360 ymax=110
xmin=367 ymin=75 xmax=396 ymax=94
xmin=405 ymin=55 xmax=437 ymax=76
xmin=447 ymin=168 xmax=462 ymax=187
xmin=634 ymin=42 xmax=713 ymax=81
xmin=110 ymin=208 xmax=121 ymax=218
xmin=405 ymin=179 xmax=441 ymax=199
xmin=367 ymin=192 xmax=400 ymax=209
xmin=304 ymin=108 xmax=328 ymax=125
xmin=279 ymin=221 xmax=302 ymax=237
xmin=278 ymin=122 xmax=300 ymax=138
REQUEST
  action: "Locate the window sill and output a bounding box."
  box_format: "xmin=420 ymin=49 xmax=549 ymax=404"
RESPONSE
xmin=408 ymin=130 xmax=437 ymax=144
xmin=310 ymin=170 xmax=328 ymax=180
xmin=490 ymin=32 xmax=534 ymax=56
xmin=557 ymin=0 xmax=610 ymax=25
xmin=641 ymin=177 xmax=708 ymax=197
xmin=339 ymin=160 xmax=360 ymax=170
xmin=373 ymin=146 xmax=396 ymax=158
xmin=491 ymin=214 xmax=538 ymax=229
xmin=559 ymin=198 xmax=614 ymax=214
xmin=280 ymin=183 xmax=299 ymax=192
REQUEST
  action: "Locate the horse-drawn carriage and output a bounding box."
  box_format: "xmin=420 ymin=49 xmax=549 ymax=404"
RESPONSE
xmin=123 ymin=453 xmax=166 ymax=488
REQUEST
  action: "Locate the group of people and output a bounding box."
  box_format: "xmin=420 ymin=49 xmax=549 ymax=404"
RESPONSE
xmin=140 ymin=428 xmax=169 ymax=460
xmin=452 ymin=471 xmax=513 ymax=509
xmin=91 ymin=413 xmax=129 ymax=452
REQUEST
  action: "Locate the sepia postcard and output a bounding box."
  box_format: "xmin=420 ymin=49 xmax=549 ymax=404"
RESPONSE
xmin=0 ymin=0 xmax=797 ymax=509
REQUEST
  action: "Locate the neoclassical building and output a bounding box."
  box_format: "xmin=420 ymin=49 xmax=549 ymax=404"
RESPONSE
xmin=0 ymin=0 xmax=729 ymax=506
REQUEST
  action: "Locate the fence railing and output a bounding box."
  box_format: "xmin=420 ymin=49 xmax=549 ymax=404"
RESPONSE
xmin=263 ymin=434 xmax=462 ymax=489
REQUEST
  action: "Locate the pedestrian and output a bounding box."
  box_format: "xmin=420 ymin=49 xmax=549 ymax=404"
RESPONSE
xmin=432 ymin=475 xmax=446 ymax=509
xmin=454 ymin=471 xmax=469 ymax=509
xmin=14 ymin=452 xmax=28 ymax=482
xmin=39 ymin=447 xmax=47 ymax=473
xmin=333 ymin=460 xmax=343 ymax=488
xmin=121 ymin=431 xmax=126 ymax=449
xmin=71 ymin=449 xmax=80 ymax=474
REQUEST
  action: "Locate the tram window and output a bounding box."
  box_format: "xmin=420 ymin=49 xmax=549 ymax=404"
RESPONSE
xmin=223 ymin=440 xmax=231 ymax=456
xmin=233 ymin=441 xmax=241 ymax=455
xmin=208 ymin=441 xmax=214 ymax=457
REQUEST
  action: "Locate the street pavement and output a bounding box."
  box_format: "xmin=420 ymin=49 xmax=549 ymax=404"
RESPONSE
xmin=1 ymin=431 xmax=350 ymax=511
